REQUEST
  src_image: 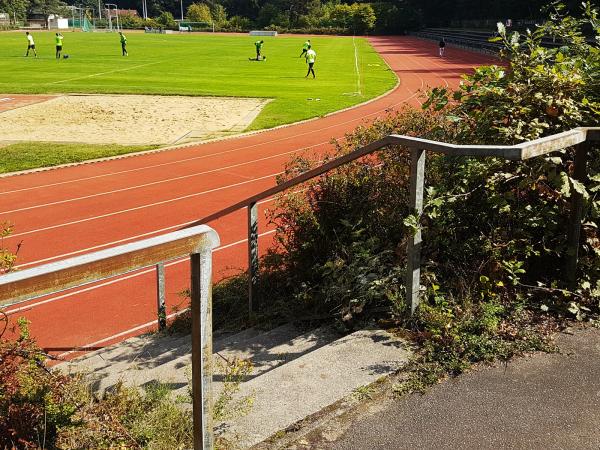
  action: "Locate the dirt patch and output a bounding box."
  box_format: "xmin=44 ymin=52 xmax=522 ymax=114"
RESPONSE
xmin=0 ymin=94 xmax=269 ymax=145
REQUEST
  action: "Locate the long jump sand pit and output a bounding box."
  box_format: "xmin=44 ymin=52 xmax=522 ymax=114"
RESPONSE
xmin=0 ymin=94 xmax=270 ymax=145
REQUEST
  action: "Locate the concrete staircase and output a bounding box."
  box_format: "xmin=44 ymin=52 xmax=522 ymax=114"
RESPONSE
xmin=63 ymin=323 xmax=412 ymax=448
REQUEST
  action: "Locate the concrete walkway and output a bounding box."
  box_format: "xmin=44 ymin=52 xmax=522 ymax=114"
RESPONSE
xmin=291 ymin=327 xmax=600 ymax=450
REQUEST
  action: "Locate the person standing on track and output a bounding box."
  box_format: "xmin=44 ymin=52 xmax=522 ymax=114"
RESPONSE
xmin=439 ymin=37 xmax=446 ymax=57
xmin=299 ymin=39 xmax=310 ymax=57
xmin=119 ymin=31 xmax=128 ymax=56
xmin=305 ymin=45 xmax=316 ymax=78
xmin=255 ymin=40 xmax=264 ymax=60
xmin=55 ymin=33 xmax=64 ymax=59
xmin=25 ymin=32 xmax=37 ymax=57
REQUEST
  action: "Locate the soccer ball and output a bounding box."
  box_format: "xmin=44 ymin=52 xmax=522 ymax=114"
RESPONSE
xmin=63 ymin=54 xmax=69 ymax=59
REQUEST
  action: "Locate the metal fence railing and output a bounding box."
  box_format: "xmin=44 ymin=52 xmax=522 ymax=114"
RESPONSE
xmin=188 ymin=127 xmax=600 ymax=315
xmin=0 ymin=225 xmax=220 ymax=449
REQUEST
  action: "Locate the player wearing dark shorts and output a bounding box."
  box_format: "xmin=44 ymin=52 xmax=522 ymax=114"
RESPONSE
xmin=25 ymin=32 xmax=37 ymax=57
xmin=439 ymin=38 xmax=446 ymax=57
xmin=305 ymin=45 xmax=316 ymax=78
xmin=55 ymin=33 xmax=64 ymax=59
xmin=119 ymin=32 xmax=128 ymax=56
xmin=255 ymin=40 xmax=264 ymax=60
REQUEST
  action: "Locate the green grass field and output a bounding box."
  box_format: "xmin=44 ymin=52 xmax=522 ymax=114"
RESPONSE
xmin=0 ymin=31 xmax=397 ymax=130
xmin=0 ymin=142 xmax=159 ymax=174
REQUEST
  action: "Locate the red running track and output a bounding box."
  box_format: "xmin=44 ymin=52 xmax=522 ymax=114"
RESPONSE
xmin=0 ymin=37 xmax=494 ymax=356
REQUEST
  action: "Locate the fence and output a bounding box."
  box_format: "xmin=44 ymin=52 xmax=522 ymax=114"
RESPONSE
xmin=0 ymin=128 xmax=598 ymax=449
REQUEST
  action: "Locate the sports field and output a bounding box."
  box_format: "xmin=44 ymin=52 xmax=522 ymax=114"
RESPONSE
xmin=0 ymin=31 xmax=397 ymax=130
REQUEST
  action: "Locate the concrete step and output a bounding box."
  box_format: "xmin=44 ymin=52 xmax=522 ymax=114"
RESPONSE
xmin=62 ymin=323 xmax=339 ymax=395
xmin=62 ymin=325 xmax=412 ymax=448
xmin=218 ymin=328 xmax=411 ymax=448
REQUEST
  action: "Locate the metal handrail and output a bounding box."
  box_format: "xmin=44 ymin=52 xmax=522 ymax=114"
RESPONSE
xmin=0 ymin=225 xmax=220 ymax=449
xmin=187 ymin=127 xmax=600 ymax=313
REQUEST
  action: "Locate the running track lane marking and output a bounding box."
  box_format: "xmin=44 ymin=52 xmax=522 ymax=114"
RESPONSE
xmin=0 ymin=81 xmax=420 ymax=196
xmin=5 ymin=229 xmax=277 ymax=316
xmin=0 ymin=98 xmax=13 ymax=102
xmin=6 ymin=171 xmax=283 ymax=239
xmin=14 ymin=195 xmax=283 ymax=269
xmin=48 ymin=61 xmax=161 ymax=85
xmin=0 ymin=147 xmax=303 ymax=215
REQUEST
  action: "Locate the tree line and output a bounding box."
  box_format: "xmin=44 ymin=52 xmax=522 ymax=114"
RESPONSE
xmin=0 ymin=0 xmax=587 ymax=33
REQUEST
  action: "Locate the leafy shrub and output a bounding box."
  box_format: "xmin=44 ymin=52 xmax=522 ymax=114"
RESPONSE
xmin=0 ymin=320 xmax=85 ymax=449
xmin=260 ymin=2 xmax=599 ymax=334
xmin=156 ymin=11 xmax=177 ymax=29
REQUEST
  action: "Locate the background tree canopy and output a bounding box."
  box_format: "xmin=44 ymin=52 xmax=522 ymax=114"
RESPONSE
xmin=3 ymin=0 xmax=588 ymax=34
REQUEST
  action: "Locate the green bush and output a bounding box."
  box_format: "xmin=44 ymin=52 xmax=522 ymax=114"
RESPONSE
xmin=0 ymin=320 xmax=86 ymax=449
xmin=255 ymin=2 xmax=600 ymax=339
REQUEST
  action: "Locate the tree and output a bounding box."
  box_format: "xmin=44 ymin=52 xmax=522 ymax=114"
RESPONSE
xmin=156 ymin=10 xmax=176 ymax=27
xmin=0 ymin=0 xmax=29 ymax=23
xmin=187 ymin=2 xmax=212 ymax=22
xmin=28 ymin=0 xmax=68 ymax=27
xmin=350 ymin=3 xmax=375 ymax=34
xmin=210 ymin=3 xmax=227 ymax=26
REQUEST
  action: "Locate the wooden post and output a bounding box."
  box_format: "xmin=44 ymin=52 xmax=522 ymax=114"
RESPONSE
xmin=566 ymin=142 xmax=589 ymax=287
xmin=248 ymin=202 xmax=259 ymax=313
xmin=190 ymin=251 xmax=214 ymax=450
xmin=406 ymin=149 xmax=426 ymax=315
xmin=156 ymin=262 xmax=166 ymax=331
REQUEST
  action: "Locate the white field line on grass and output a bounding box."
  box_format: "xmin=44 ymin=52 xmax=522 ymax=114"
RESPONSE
xmin=5 ymin=228 xmax=277 ymax=317
xmin=353 ymin=36 xmax=362 ymax=96
xmin=48 ymin=61 xmax=161 ymax=85
xmin=7 ymin=170 xmax=283 ymax=239
xmin=0 ymin=147 xmax=302 ymax=215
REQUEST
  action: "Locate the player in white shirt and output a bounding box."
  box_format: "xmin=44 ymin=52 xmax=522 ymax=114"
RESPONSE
xmin=305 ymin=45 xmax=316 ymax=78
xmin=25 ymin=32 xmax=37 ymax=57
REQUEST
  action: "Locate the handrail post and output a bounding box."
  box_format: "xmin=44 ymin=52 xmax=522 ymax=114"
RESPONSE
xmin=190 ymin=250 xmax=214 ymax=450
xmin=565 ymin=141 xmax=589 ymax=287
xmin=248 ymin=201 xmax=259 ymax=314
xmin=156 ymin=262 xmax=166 ymax=331
xmin=406 ymin=148 xmax=426 ymax=315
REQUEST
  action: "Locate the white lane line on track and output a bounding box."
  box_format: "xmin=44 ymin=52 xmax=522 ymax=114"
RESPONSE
xmin=7 ymin=171 xmax=283 ymax=239
xmin=0 ymin=147 xmax=302 ymax=215
xmin=0 ymin=74 xmax=420 ymax=196
xmin=48 ymin=62 xmax=161 ymax=85
xmin=4 ymin=229 xmax=277 ymax=316
xmin=55 ymin=309 xmax=189 ymax=359
xmin=0 ymin=98 xmax=13 ymax=102
xmin=14 ymin=195 xmax=279 ymax=269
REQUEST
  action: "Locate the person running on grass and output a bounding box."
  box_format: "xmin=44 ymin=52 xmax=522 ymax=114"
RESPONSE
xmin=299 ymin=39 xmax=310 ymax=57
xmin=305 ymin=45 xmax=316 ymax=78
xmin=55 ymin=33 xmax=64 ymax=59
xmin=25 ymin=32 xmax=37 ymax=57
xmin=119 ymin=31 xmax=128 ymax=56
xmin=255 ymin=40 xmax=264 ymax=60
xmin=438 ymin=37 xmax=446 ymax=57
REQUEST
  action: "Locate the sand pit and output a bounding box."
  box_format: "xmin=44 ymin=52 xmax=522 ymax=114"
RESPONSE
xmin=0 ymin=94 xmax=269 ymax=145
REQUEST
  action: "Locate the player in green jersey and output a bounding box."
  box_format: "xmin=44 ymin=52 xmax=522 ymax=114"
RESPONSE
xmin=255 ymin=40 xmax=264 ymax=60
xmin=299 ymin=39 xmax=310 ymax=57
xmin=119 ymin=32 xmax=128 ymax=56
xmin=55 ymin=33 xmax=64 ymax=59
